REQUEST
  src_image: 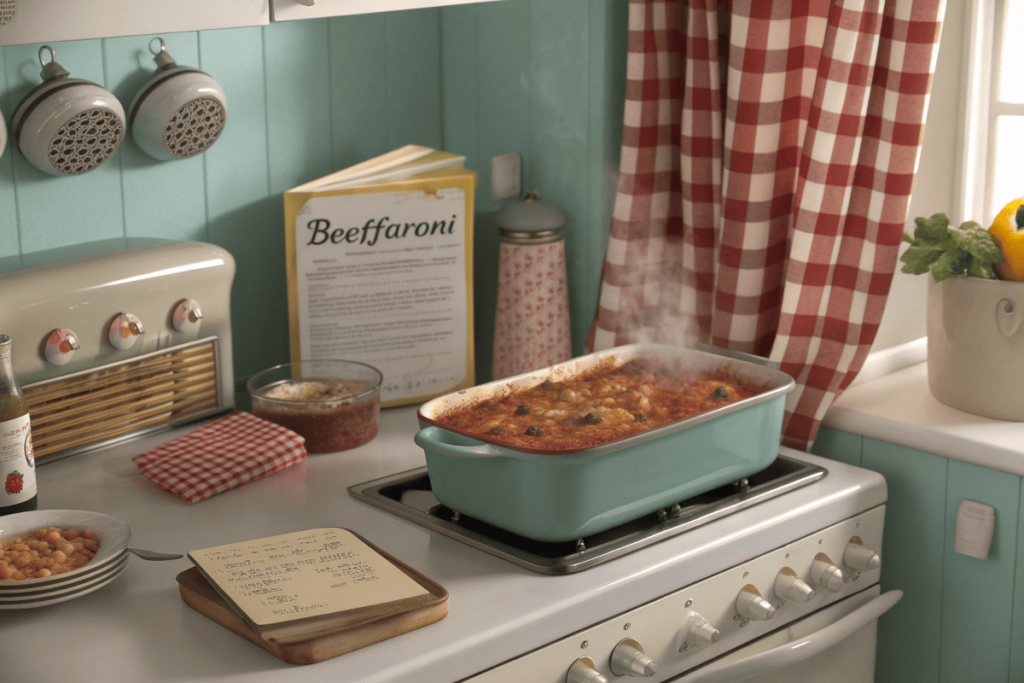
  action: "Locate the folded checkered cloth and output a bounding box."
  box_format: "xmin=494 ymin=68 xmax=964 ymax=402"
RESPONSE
xmin=133 ymin=412 xmax=307 ymax=504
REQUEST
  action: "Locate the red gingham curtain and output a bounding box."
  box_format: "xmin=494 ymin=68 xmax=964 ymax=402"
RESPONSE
xmin=588 ymin=0 xmax=945 ymax=450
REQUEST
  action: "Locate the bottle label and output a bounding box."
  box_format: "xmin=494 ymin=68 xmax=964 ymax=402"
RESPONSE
xmin=0 ymin=414 xmax=35 ymax=506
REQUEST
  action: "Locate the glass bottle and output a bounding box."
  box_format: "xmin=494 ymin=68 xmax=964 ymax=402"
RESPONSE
xmin=0 ymin=335 xmax=36 ymax=516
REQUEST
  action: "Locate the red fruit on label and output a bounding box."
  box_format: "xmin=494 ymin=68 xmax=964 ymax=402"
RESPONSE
xmin=5 ymin=471 xmax=24 ymax=495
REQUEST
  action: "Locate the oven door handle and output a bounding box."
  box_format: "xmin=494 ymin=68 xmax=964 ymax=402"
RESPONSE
xmin=672 ymin=589 xmax=902 ymax=683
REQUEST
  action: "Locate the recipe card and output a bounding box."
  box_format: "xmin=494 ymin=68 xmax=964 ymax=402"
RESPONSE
xmin=188 ymin=528 xmax=431 ymax=633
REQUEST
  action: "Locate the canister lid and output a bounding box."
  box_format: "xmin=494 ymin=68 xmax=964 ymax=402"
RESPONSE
xmin=497 ymin=192 xmax=566 ymax=233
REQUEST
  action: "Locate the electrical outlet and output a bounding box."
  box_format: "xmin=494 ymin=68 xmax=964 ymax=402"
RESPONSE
xmin=491 ymin=152 xmax=522 ymax=202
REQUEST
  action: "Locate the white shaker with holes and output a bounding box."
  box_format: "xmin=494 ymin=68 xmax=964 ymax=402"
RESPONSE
xmin=128 ymin=38 xmax=227 ymax=161
xmin=492 ymin=192 xmax=572 ymax=380
xmin=11 ymin=46 xmax=126 ymax=176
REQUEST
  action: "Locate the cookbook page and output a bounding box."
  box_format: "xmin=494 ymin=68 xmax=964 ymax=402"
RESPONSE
xmin=286 ymin=173 xmax=475 ymax=406
xmin=188 ymin=528 xmax=429 ymax=627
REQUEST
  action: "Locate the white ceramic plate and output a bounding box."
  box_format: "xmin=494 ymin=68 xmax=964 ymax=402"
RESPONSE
xmin=0 ymin=552 xmax=129 ymax=603
xmin=0 ymin=549 xmax=130 ymax=597
xmin=0 ymin=509 xmax=131 ymax=588
xmin=0 ymin=556 xmax=129 ymax=609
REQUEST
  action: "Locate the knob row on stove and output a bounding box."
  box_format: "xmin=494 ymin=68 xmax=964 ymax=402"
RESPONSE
xmin=568 ymin=637 xmax=659 ymax=683
xmin=565 ymin=538 xmax=880 ymax=682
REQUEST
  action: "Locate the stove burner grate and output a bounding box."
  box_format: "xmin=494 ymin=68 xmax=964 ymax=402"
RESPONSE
xmin=348 ymin=455 xmax=826 ymax=574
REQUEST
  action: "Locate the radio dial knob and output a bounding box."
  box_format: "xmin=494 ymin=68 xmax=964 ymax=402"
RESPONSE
xmin=810 ymin=553 xmax=847 ymax=593
xmin=844 ymin=538 xmax=881 ymax=572
xmin=735 ymin=585 xmax=775 ymax=621
xmin=172 ymin=299 xmax=204 ymax=333
xmin=567 ymin=657 xmax=608 ymax=683
xmin=680 ymin=610 xmax=721 ymax=649
xmin=108 ymin=312 xmax=145 ymax=350
xmin=774 ymin=567 xmax=815 ymax=603
xmin=43 ymin=328 xmax=80 ymax=366
xmin=609 ymin=638 xmax=657 ymax=677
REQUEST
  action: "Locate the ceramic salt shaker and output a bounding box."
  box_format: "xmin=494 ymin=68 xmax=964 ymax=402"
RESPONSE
xmin=492 ymin=192 xmax=572 ymax=380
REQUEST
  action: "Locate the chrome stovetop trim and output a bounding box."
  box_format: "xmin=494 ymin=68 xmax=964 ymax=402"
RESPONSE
xmin=348 ymin=455 xmax=827 ymax=575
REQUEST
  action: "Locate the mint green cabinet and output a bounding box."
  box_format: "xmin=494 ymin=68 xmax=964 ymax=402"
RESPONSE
xmin=813 ymin=429 xmax=1024 ymax=683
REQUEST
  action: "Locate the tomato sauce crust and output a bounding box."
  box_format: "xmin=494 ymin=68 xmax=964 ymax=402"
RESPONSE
xmin=435 ymin=359 xmax=765 ymax=452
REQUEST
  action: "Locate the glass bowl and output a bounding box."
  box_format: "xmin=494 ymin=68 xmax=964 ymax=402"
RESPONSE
xmin=247 ymin=360 xmax=383 ymax=453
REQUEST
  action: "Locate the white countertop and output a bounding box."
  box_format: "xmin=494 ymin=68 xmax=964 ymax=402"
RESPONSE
xmin=1 ymin=406 xmax=885 ymax=683
xmin=824 ymin=358 xmax=1024 ymax=476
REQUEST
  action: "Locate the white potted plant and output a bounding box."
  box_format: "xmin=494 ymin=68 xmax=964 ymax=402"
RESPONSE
xmin=902 ymin=204 xmax=1024 ymax=420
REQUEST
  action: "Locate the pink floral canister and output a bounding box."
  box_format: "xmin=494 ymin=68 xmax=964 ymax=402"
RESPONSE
xmin=492 ymin=193 xmax=572 ymax=380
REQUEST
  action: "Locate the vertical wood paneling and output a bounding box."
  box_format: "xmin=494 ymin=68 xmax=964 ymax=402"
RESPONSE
xmin=200 ymin=26 xmax=281 ymax=385
xmin=0 ymin=2 xmax=627 ymax=401
xmin=329 ymin=14 xmax=390 ymax=167
xmin=861 ymin=438 xmax=948 ymax=683
xmin=1010 ymin=479 xmax=1024 ymax=682
xmin=5 ymin=40 xmax=125 ymax=251
xmin=529 ymin=0 xmax=591 ymax=356
xmin=939 ymin=460 xmax=1020 ymax=683
xmin=0 ymin=47 xmax=19 ymax=257
xmin=384 ymin=9 xmax=443 ymax=150
xmin=263 ymin=20 xmax=333 ymax=195
xmin=810 ymin=425 xmax=862 ymax=466
xmin=584 ymin=0 xmax=627 ymax=353
xmin=104 ymin=34 xmax=208 ymax=242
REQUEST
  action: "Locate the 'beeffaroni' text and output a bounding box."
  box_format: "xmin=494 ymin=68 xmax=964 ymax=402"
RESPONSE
xmin=307 ymin=215 xmax=458 ymax=247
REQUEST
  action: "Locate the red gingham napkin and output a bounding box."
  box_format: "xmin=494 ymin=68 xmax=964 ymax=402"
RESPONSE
xmin=132 ymin=412 xmax=307 ymax=504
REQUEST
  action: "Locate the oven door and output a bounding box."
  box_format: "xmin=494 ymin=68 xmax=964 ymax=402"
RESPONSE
xmin=669 ymin=586 xmax=900 ymax=683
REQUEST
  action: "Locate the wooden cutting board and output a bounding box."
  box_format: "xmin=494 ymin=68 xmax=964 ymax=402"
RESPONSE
xmin=176 ymin=547 xmax=449 ymax=665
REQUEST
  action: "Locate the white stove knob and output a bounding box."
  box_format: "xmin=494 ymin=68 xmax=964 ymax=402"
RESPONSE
xmin=844 ymin=538 xmax=881 ymax=572
xmin=810 ymin=553 xmax=847 ymax=593
xmin=108 ymin=312 xmax=145 ymax=350
xmin=609 ymin=638 xmax=657 ymax=677
xmin=567 ymin=656 xmax=608 ymax=683
xmin=774 ymin=567 xmax=815 ymax=603
xmin=172 ymin=299 xmax=203 ymax=333
xmin=680 ymin=610 xmax=720 ymax=650
xmin=735 ymin=585 xmax=775 ymax=621
xmin=43 ymin=328 xmax=80 ymax=366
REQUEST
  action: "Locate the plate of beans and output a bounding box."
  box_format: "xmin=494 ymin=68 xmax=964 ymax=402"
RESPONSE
xmin=0 ymin=510 xmax=130 ymax=595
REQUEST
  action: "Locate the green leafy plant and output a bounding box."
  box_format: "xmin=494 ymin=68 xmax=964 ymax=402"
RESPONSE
xmin=901 ymin=213 xmax=1004 ymax=281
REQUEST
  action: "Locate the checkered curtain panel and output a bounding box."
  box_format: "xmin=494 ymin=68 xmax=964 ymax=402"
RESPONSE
xmin=589 ymin=0 xmax=945 ymax=450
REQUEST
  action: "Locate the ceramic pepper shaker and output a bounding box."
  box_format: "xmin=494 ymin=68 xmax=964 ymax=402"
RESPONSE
xmin=492 ymin=192 xmax=572 ymax=380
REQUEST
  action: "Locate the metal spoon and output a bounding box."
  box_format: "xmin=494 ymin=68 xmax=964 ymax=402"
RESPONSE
xmin=128 ymin=547 xmax=184 ymax=561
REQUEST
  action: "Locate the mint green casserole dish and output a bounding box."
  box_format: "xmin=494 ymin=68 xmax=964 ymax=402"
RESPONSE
xmin=415 ymin=344 xmax=795 ymax=542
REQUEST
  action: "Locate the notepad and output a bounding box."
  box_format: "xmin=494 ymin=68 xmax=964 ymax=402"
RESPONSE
xmin=188 ymin=528 xmax=435 ymax=644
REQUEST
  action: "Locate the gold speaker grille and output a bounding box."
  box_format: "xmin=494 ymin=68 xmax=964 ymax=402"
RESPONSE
xmin=24 ymin=340 xmax=222 ymax=462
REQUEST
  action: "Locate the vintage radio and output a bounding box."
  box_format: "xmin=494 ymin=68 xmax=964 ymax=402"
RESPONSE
xmin=0 ymin=238 xmax=235 ymax=462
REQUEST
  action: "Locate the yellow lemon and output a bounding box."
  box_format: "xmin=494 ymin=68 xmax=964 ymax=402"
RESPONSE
xmin=990 ymin=198 xmax=1024 ymax=282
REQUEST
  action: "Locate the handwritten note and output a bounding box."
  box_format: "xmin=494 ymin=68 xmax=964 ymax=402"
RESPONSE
xmin=188 ymin=528 xmax=429 ymax=626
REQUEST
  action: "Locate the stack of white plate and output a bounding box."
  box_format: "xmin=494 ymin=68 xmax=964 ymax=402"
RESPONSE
xmin=0 ymin=509 xmax=131 ymax=610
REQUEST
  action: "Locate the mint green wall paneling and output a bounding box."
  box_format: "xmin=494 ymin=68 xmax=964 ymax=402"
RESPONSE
xmin=263 ymin=20 xmax=334 ymax=196
xmin=861 ymin=438 xmax=946 ymax=683
xmin=1010 ymin=478 xmax=1024 ymax=682
xmin=810 ymin=426 xmax=862 ymax=466
xmin=439 ymin=6 xmax=493 ymax=382
xmin=329 ymin=14 xmax=389 ymax=167
xmin=384 ymin=9 xmax=443 ymax=150
xmin=529 ymin=0 xmax=591 ymax=356
xmin=939 ymin=459 xmax=1020 ymax=683
xmin=0 ymin=47 xmax=19 ymax=257
xmin=475 ymin=0 xmax=530 ymax=214
xmin=585 ymin=0 xmax=627 ymax=350
xmin=199 ymin=27 xmax=283 ymax=387
xmin=447 ymin=0 xmax=531 ymax=383
xmin=439 ymin=6 xmax=479 ymax=163
xmin=5 ymin=41 xmax=125 ymax=251
xmin=104 ymin=34 xmax=208 ymax=242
